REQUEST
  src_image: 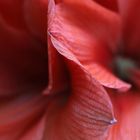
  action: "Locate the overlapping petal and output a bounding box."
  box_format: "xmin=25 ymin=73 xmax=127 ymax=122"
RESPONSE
xmin=49 ymin=0 xmax=130 ymax=91
xmin=45 ymin=45 xmax=115 ymax=139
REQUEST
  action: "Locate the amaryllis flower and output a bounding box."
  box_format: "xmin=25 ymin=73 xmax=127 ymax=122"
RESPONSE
xmin=48 ymin=0 xmax=140 ymax=140
xmin=0 ymin=0 xmax=140 ymax=140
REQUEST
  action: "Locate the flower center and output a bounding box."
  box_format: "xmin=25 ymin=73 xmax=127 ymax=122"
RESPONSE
xmin=113 ymin=56 xmax=137 ymax=82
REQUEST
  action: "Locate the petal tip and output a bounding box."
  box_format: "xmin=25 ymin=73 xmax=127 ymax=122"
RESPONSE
xmin=110 ymin=118 xmax=117 ymax=125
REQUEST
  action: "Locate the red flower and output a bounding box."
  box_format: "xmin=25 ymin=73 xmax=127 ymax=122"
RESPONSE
xmin=0 ymin=0 xmax=140 ymax=140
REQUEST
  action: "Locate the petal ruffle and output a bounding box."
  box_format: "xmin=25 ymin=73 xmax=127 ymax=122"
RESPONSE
xmin=49 ymin=0 xmax=130 ymax=91
xmin=47 ymin=32 xmax=116 ymax=139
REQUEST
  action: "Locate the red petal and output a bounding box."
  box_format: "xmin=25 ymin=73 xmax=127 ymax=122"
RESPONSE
xmin=45 ymin=46 xmax=115 ymax=140
xmin=0 ymin=92 xmax=47 ymax=140
xmin=49 ymin=0 xmax=130 ymax=90
xmin=118 ymin=0 xmax=140 ymax=59
xmin=107 ymin=91 xmax=140 ymax=140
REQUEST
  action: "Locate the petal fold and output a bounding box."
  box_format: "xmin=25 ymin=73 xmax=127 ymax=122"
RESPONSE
xmin=49 ymin=0 xmax=130 ymax=91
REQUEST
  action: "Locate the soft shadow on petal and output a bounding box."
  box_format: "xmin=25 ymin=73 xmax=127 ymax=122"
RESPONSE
xmin=107 ymin=91 xmax=140 ymax=140
xmin=49 ymin=0 xmax=130 ymax=91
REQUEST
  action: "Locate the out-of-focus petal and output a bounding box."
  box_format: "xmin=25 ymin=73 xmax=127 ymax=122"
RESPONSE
xmin=107 ymin=91 xmax=140 ymax=140
xmin=0 ymin=1 xmax=48 ymax=96
xmin=118 ymin=0 xmax=140 ymax=59
xmin=49 ymin=0 xmax=130 ymax=91
xmin=45 ymin=53 xmax=115 ymax=140
xmin=0 ymin=91 xmax=47 ymax=140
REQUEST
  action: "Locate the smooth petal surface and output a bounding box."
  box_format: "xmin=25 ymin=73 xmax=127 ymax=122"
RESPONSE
xmin=49 ymin=0 xmax=130 ymax=91
xmin=45 ymin=50 xmax=115 ymax=140
xmin=107 ymin=91 xmax=140 ymax=140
